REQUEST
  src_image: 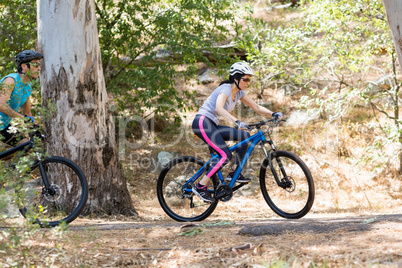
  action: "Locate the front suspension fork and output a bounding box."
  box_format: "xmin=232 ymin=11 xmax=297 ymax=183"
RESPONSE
xmin=261 ymin=143 xmax=289 ymax=188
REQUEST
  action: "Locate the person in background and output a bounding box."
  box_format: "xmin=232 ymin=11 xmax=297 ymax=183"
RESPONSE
xmin=0 ymin=50 xmax=43 ymax=146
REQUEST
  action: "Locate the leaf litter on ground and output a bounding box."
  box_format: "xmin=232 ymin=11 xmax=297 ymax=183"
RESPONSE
xmin=178 ymin=220 xmax=235 ymax=236
xmin=362 ymin=217 xmax=377 ymax=224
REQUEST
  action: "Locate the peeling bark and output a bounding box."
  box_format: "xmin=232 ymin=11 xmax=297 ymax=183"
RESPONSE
xmin=383 ymin=0 xmax=402 ymax=173
xmin=37 ymin=0 xmax=136 ymax=215
xmin=383 ymin=0 xmax=402 ymax=71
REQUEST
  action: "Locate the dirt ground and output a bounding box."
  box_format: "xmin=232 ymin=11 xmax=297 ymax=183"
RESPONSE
xmin=18 ymin=196 xmax=400 ymax=268
xmin=54 ymin=212 xmax=402 ymax=267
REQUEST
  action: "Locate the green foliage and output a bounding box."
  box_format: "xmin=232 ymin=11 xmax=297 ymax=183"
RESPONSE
xmin=96 ymin=0 xmax=238 ymax=117
xmin=178 ymin=227 xmax=205 ymax=236
xmin=306 ymin=0 xmax=390 ymax=61
xmin=235 ymin=7 xmax=315 ymax=98
xmin=240 ymin=0 xmax=401 ymax=172
xmin=301 ymin=0 xmax=401 ymax=172
xmin=0 ymin=0 xmax=37 ymax=75
xmin=238 ymin=0 xmax=393 ymax=95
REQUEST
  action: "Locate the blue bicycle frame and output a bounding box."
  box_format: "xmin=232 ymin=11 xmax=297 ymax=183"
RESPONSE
xmin=185 ymin=128 xmax=274 ymax=192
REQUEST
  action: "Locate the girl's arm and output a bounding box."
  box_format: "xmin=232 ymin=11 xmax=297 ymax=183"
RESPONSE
xmin=240 ymin=95 xmax=274 ymax=116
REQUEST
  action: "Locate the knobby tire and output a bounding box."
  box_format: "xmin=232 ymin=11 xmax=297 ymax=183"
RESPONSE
xmin=157 ymin=156 xmax=219 ymax=222
xmin=18 ymin=156 xmax=88 ymax=227
xmin=260 ymin=150 xmax=315 ymax=219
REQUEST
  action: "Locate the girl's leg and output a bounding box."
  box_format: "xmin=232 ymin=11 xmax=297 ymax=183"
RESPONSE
xmin=192 ymin=115 xmax=232 ymax=201
xmin=216 ymin=126 xmax=251 ymax=169
xmin=199 ymin=175 xmax=210 ymax=186
xmin=192 ymin=115 xmax=232 ymax=181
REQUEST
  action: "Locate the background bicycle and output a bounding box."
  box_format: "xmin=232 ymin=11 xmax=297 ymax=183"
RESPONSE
xmin=0 ymin=128 xmax=88 ymax=227
xmin=157 ymin=117 xmax=315 ymax=222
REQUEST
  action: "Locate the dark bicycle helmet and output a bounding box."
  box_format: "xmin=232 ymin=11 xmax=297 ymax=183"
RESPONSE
xmin=15 ymin=50 xmax=43 ymax=67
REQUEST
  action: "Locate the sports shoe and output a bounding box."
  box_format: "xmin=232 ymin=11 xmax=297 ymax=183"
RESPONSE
xmin=226 ymin=172 xmax=251 ymax=183
xmin=192 ymin=183 xmax=215 ymax=203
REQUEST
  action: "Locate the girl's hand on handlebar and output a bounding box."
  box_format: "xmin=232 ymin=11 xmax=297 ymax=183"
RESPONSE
xmin=235 ymin=120 xmax=249 ymax=130
xmin=272 ymin=112 xmax=283 ymax=119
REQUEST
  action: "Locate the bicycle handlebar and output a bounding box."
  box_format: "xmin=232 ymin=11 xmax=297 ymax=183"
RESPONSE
xmin=246 ymin=117 xmax=286 ymax=130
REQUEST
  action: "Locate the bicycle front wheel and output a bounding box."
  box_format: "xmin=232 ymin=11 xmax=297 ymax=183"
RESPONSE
xmin=157 ymin=156 xmax=219 ymax=222
xmin=18 ymin=156 xmax=88 ymax=227
xmin=260 ymin=150 xmax=314 ymax=219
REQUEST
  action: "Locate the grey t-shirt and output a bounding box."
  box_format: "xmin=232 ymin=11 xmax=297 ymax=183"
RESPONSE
xmin=197 ymin=83 xmax=246 ymax=125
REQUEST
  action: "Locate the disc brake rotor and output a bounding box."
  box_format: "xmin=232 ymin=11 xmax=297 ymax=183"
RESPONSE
xmin=43 ymin=184 xmax=62 ymax=202
xmin=281 ymin=177 xmax=296 ymax=193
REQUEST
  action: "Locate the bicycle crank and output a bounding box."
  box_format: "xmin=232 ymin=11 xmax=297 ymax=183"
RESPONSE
xmin=215 ymin=185 xmax=233 ymax=202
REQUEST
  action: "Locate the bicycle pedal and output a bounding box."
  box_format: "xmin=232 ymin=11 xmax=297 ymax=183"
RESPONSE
xmin=234 ymin=180 xmax=250 ymax=185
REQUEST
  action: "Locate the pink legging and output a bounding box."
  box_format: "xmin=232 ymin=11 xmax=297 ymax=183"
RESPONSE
xmin=192 ymin=114 xmax=250 ymax=178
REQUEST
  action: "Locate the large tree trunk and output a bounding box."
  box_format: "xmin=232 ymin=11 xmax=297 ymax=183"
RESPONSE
xmin=383 ymin=0 xmax=402 ymax=70
xmin=37 ymin=0 xmax=136 ymax=215
xmin=383 ymin=0 xmax=402 ymax=174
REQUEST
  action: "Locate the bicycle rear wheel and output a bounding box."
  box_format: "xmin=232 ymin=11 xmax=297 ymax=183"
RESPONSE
xmin=157 ymin=156 xmax=219 ymax=222
xmin=18 ymin=156 xmax=88 ymax=227
xmin=260 ymin=150 xmax=314 ymax=219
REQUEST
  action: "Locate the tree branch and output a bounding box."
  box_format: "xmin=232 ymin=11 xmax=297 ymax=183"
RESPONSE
xmin=370 ymin=102 xmax=395 ymax=120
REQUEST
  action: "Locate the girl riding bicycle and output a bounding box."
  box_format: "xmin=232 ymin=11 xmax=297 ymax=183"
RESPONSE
xmin=192 ymin=62 xmax=283 ymax=202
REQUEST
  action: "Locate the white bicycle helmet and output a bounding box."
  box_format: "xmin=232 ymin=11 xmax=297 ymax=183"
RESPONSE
xmin=229 ymin=62 xmax=254 ymax=76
